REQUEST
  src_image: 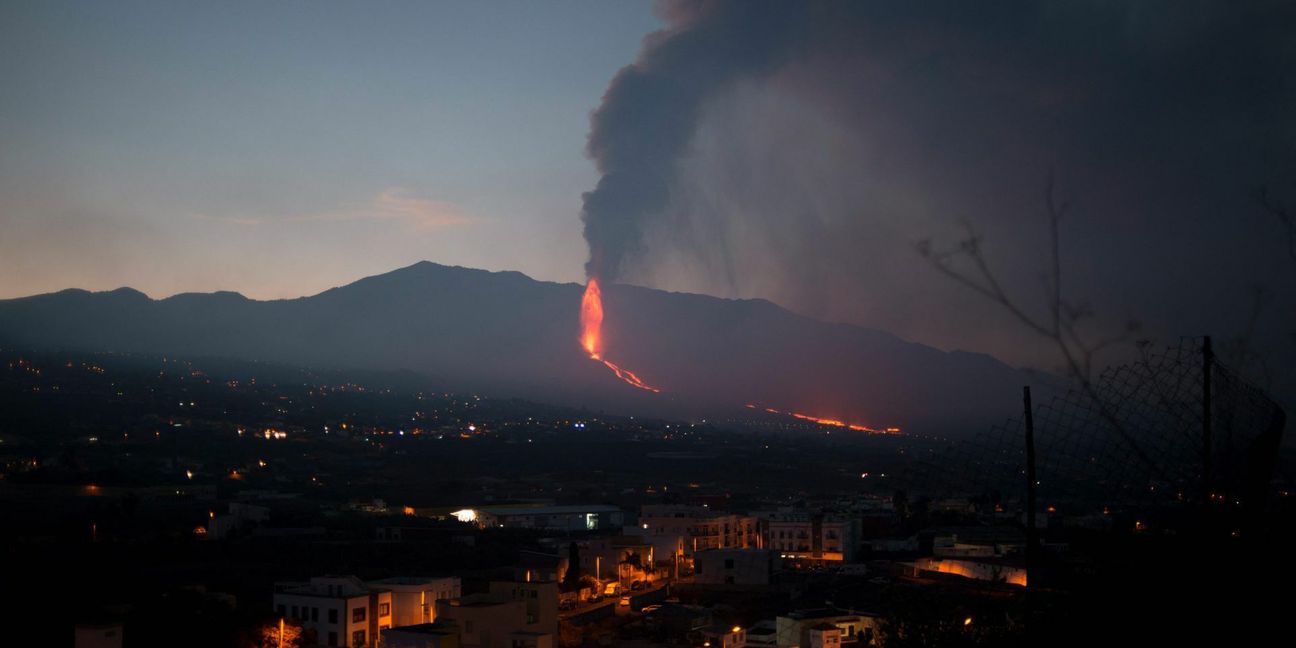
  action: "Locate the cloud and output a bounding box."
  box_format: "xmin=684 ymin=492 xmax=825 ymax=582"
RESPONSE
xmin=293 ymin=188 xmax=474 ymax=231
xmin=193 ymin=188 xmax=474 ymax=232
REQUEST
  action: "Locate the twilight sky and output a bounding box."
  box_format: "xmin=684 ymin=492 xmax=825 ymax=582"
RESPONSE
xmin=0 ymin=0 xmax=658 ymax=299
xmin=3 ymin=0 xmax=1295 ymax=385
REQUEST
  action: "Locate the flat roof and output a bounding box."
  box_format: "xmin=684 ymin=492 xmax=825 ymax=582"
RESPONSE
xmin=477 ymin=504 xmax=622 ymax=515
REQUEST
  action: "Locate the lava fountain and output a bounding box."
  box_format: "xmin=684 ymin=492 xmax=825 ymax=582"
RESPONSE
xmin=580 ymin=278 xmax=660 ymax=392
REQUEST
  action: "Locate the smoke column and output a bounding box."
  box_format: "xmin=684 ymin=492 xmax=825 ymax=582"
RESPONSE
xmin=580 ymin=1 xmax=806 ymax=280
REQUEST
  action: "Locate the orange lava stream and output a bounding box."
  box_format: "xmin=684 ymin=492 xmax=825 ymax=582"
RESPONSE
xmin=598 ymin=358 xmax=661 ymax=393
xmin=581 ymin=278 xmax=661 ymax=393
xmin=746 ymin=403 xmax=900 ymax=434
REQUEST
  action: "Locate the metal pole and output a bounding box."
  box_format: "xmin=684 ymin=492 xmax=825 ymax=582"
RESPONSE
xmin=1023 ymin=386 xmax=1038 ymax=587
xmin=1202 ymin=336 xmax=1213 ymax=508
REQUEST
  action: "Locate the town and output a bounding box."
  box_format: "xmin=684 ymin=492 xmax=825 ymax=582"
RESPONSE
xmin=6 ymin=346 xmax=1284 ymax=647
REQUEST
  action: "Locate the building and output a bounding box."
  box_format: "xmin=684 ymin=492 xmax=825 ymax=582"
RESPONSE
xmin=807 ymin=623 xmax=843 ymax=648
xmin=456 ymin=505 xmax=624 ymax=531
xmin=380 ymin=622 xmax=461 ymax=648
xmin=928 ymin=527 xmax=1024 ymax=558
xmin=74 ymin=624 xmax=123 ymax=648
xmin=435 ymin=596 xmax=555 ymax=648
xmin=273 ymin=575 xmax=461 ymax=647
xmin=693 ymin=548 xmax=777 ymax=586
xmin=911 ymin=557 xmax=1027 ymax=587
xmin=368 ymin=577 xmax=463 ymax=627
xmin=635 ymin=505 xmax=761 ymax=573
xmin=577 ymin=535 xmax=656 ymax=585
xmin=697 ymin=624 xmax=747 ymax=648
xmin=759 ymin=511 xmax=860 ymax=563
xmin=274 ymin=576 xmax=391 ymax=648
xmin=487 ymin=579 xmax=559 ymax=635
xmin=775 ymin=609 xmax=880 ymax=648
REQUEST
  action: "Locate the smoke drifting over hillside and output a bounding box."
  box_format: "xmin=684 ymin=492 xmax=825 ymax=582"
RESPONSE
xmin=580 ymin=0 xmax=1296 ymax=383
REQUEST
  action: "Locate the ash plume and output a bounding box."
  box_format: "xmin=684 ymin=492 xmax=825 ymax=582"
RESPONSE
xmin=579 ymin=0 xmax=1296 ymax=397
xmin=580 ymin=1 xmax=807 ymax=280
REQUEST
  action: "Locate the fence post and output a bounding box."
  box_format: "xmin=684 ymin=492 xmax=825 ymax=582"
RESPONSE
xmin=1202 ymin=336 xmax=1212 ymax=510
xmin=1023 ymin=385 xmax=1038 ymax=587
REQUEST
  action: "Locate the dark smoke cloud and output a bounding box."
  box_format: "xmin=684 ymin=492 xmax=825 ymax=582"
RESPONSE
xmin=581 ymin=1 xmax=809 ymax=280
xmin=581 ymin=0 xmax=1296 ymax=395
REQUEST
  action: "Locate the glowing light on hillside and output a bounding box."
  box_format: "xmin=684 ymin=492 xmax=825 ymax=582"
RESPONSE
xmin=579 ymin=279 xmax=660 ymax=393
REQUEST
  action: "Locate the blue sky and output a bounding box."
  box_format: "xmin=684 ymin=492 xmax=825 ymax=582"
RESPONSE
xmin=0 ymin=1 xmax=660 ymax=298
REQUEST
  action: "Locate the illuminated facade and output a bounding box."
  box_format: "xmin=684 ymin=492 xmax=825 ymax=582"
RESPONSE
xmin=636 ymin=505 xmax=761 ymax=571
xmin=368 ymin=576 xmax=462 ymax=627
xmin=274 ymin=576 xmax=390 ymax=648
xmin=274 ymin=575 xmax=460 ymax=647
xmin=775 ymin=609 xmax=880 ymax=648
xmin=458 ymin=504 xmax=624 ymax=531
xmin=758 ymin=511 xmax=860 ymax=562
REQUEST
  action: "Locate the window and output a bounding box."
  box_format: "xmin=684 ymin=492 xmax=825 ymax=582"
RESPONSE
xmin=465 ymin=621 xmax=475 ymax=633
xmin=291 ymin=605 xmax=299 ymax=619
xmin=329 ymin=608 xmax=338 ymax=624
xmin=725 ymin=575 xmax=735 ymax=584
xmin=378 ymin=602 xmax=390 ymax=617
xmin=327 ymin=632 xmax=337 ymax=647
xmin=352 ymin=607 xmax=366 ymax=623
xmin=277 ymin=604 xmax=286 ymax=616
xmin=351 ymin=630 xmax=365 ymax=647
xmin=312 ymin=607 xmax=319 ymax=622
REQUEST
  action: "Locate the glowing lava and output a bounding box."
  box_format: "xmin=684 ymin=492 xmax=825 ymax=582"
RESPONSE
xmin=580 ymin=277 xmax=605 ymax=357
xmin=746 ymin=403 xmax=899 ymax=434
xmin=580 ymin=278 xmax=660 ymax=393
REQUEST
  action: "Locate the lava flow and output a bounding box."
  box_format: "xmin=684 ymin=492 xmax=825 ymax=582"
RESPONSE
xmin=580 ymin=278 xmax=660 ymax=393
xmin=747 ymin=403 xmax=900 ymax=434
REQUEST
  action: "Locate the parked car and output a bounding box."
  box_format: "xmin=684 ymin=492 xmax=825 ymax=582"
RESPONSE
xmin=640 ymin=605 xmax=662 ymax=614
xmin=630 ymin=580 xmax=644 ymax=591
xmin=619 ymin=595 xmax=631 ymax=607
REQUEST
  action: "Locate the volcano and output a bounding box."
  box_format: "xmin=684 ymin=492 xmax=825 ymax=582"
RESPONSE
xmin=0 ymin=261 xmax=1039 ymax=433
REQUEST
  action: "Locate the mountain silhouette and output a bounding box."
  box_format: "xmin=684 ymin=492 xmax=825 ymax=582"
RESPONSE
xmin=0 ymin=261 xmax=1039 ymax=432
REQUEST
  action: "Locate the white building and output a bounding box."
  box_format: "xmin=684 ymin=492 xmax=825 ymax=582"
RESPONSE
xmin=274 ymin=576 xmax=389 ymax=648
xmin=759 ymin=511 xmax=860 ymax=562
xmin=273 ymin=575 xmax=461 ymax=647
xmin=457 ymin=505 xmax=624 ymax=531
xmin=368 ymin=576 xmax=462 ymax=627
xmin=776 ymin=609 xmax=880 ymax=647
xmin=635 ymin=505 xmax=761 ymax=573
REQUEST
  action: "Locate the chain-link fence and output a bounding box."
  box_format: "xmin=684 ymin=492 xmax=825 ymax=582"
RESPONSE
xmin=905 ymin=337 xmax=1287 ymax=517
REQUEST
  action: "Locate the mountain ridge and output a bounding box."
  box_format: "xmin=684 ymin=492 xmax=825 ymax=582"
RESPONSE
xmin=0 ymin=261 xmax=1039 ymax=432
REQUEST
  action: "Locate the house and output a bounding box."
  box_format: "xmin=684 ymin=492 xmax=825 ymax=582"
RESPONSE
xmin=758 ymin=511 xmax=860 ymax=563
xmin=435 ymin=596 xmax=555 ymax=648
xmin=368 ymin=577 xmax=463 ymax=627
xmin=693 ymin=548 xmax=777 ymax=586
xmin=273 ymin=575 xmax=461 ymax=647
xmin=458 ymin=505 xmax=624 ymax=531
xmin=380 ymin=622 xmax=461 ymax=648
xmin=775 ymin=609 xmax=880 ymax=647
xmin=274 ymin=576 xmax=391 ymax=648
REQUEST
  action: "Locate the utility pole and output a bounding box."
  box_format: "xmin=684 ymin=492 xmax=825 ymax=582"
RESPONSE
xmin=1202 ymin=336 xmax=1213 ymax=510
xmin=1023 ymin=386 xmax=1038 ymax=586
